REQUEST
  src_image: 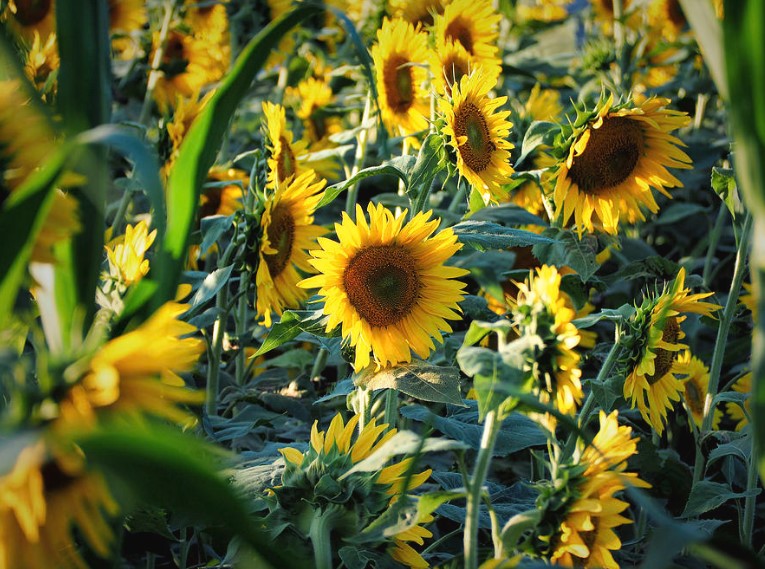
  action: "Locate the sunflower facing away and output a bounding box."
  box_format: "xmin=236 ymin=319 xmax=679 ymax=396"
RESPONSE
xmin=255 ymin=170 xmax=326 ymax=328
xmin=371 ymin=17 xmax=430 ymax=137
xmin=440 ymin=70 xmax=515 ymax=204
xmin=262 ymin=101 xmax=308 ymax=189
xmin=275 ymin=413 xmax=433 ymax=568
xmin=433 ymin=0 xmax=501 ymax=66
xmin=553 ymin=94 xmax=692 ymax=236
xmin=299 ymin=203 xmax=469 ymax=371
xmin=675 ymin=350 xmax=720 ymax=429
xmin=623 ymin=268 xmax=719 ymax=435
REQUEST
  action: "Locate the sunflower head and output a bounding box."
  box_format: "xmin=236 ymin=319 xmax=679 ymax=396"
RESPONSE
xmin=439 ymin=70 xmax=515 ymax=204
xmin=515 ymin=0 xmax=571 ymax=23
xmin=430 ymin=38 xmax=502 ymax=98
xmin=371 ymin=17 xmax=430 ymax=137
xmin=199 ymin=166 xmax=246 ymax=218
xmin=299 ymin=202 xmax=468 ymax=371
xmin=4 ymin=0 xmax=56 ymax=43
xmin=388 ymin=0 xmax=447 ymax=27
xmin=727 ymin=372 xmax=752 ymax=432
xmin=553 ymin=94 xmax=692 ymax=237
xmin=622 ymin=268 xmax=720 ymax=435
xmin=433 ymin=0 xmax=501 ymax=65
xmin=23 ymin=31 xmax=59 ymax=96
xmin=262 ymin=101 xmax=309 ymax=189
xmin=105 ymin=219 xmax=157 ymax=287
xmin=675 ymin=350 xmax=721 ymax=429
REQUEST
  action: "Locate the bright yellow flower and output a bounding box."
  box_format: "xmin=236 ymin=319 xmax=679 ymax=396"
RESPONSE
xmin=163 ymin=89 xmax=215 ymax=177
xmin=430 ymin=38 xmax=502 ymax=97
xmin=440 ymin=70 xmax=515 ymax=204
xmin=623 ymin=268 xmax=720 ymax=435
xmin=647 ymin=0 xmax=688 ymax=42
xmin=433 ymin=0 xmax=501 ymax=67
xmin=515 ymin=0 xmax=571 ymax=23
xmin=553 ymin=95 xmax=692 ymax=236
xmin=371 ymin=17 xmax=430 ymax=138
xmin=199 ymin=166 xmax=246 ymax=218
xmin=23 ymin=31 xmax=59 ymax=95
xmin=79 ymin=302 xmax=204 ymax=424
xmin=107 ymin=0 xmax=146 ymax=59
xmin=255 ymin=170 xmax=326 ymax=327
xmin=4 ymin=0 xmax=56 ymax=44
xmin=105 ymin=220 xmax=157 ymax=287
xmin=262 ymin=101 xmax=308 ymax=189
xmin=740 ymin=282 xmax=757 ymax=320
xmin=388 ymin=0 xmax=449 ymax=27
xmin=300 ymin=203 xmax=468 ymax=371
xmin=727 ymin=372 xmax=751 ymax=432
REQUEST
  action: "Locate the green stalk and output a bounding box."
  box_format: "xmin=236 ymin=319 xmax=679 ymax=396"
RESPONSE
xmin=464 ymin=409 xmax=501 ymax=569
xmin=235 ymin=269 xmax=250 ymax=385
xmin=345 ymin=93 xmax=372 ymax=216
xmin=383 ymin=389 xmax=399 ymax=430
xmin=742 ymin=439 xmax=758 ymax=546
xmin=308 ymin=505 xmax=344 ymax=569
xmin=703 ymin=205 xmax=728 ymax=288
xmin=310 ymin=347 xmax=329 ymax=382
xmin=139 ymin=0 xmax=176 ymax=125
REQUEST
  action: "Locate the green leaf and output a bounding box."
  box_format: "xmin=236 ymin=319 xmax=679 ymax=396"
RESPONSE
xmin=199 ymin=214 xmax=235 ymax=255
xmin=574 ymin=305 xmax=635 ymax=328
xmin=317 ymin=156 xmax=415 ymax=209
xmin=468 ymin=203 xmax=546 ymax=227
xmin=515 ymin=121 xmax=558 ymax=168
xmin=532 ymin=228 xmax=600 ymax=281
xmin=186 ymin=265 xmax=235 ymax=314
xmin=254 ymin=309 xmax=337 ymax=356
xmin=711 ymin=167 xmax=741 ymax=218
xmin=356 ymin=363 xmax=465 ymax=406
xmin=655 ymin=203 xmax=708 ymax=225
xmin=707 ymin=432 xmax=751 ymax=467
xmin=452 ymin=221 xmax=555 ymax=251
xmin=500 ymin=509 xmax=542 ymax=551
xmin=77 ymin=423 xmax=308 ymax=568
xmin=681 ymin=480 xmax=758 ymax=518
xmin=408 ymin=133 xmax=445 ymax=206
xmin=145 ymin=6 xmax=323 ymax=316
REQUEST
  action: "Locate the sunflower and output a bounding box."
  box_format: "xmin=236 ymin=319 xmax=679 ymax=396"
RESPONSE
xmin=740 ymin=282 xmax=757 ymax=320
xmin=255 ymin=170 xmax=326 ymax=328
xmin=163 ymin=89 xmax=215 ymax=177
xmin=433 ymin=0 xmax=501 ymax=66
xmin=371 ymin=17 xmax=430 ymax=137
xmin=0 ymin=437 xmax=118 ymax=569
xmin=107 ymin=0 xmax=146 ymax=59
xmin=291 ymin=77 xmax=343 ymax=150
xmin=4 ymin=0 xmax=56 ymax=44
xmin=553 ymin=95 xmax=692 ymax=237
xmin=1 ymin=80 xmax=80 ymax=264
xmin=299 ymin=203 xmax=468 ymax=371
xmin=388 ymin=0 xmax=448 ymax=27
xmin=184 ymin=0 xmax=228 ymax=42
xmin=430 ymin=38 xmax=502 ymax=97
xmin=512 ymin=265 xmax=584 ymax=430
xmin=76 ymin=301 xmax=204 ymax=425
xmin=24 ymin=31 xmax=59 ymax=96
xmin=589 ymin=0 xmax=637 ymax=33
xmin=623 ymin=268 xmax=719 ymax=435
xmin=150 ymin=28 xmax=223 ymax=113
xmin=440 ymin=71 xmax=514 ymax=204
xmin=199 ymin=166 xmax=246 ymax=218
xmin=105 ymin=220 xmax=157 ymax=287
xmin=515 ymin=0 xmax=571 ymax=23
xmin=675 ymin=351 xmax=720 ymax=429
xmin=263 ymin=0 xmax=294 ymax=68
xmin=647 ymin=0 xmax=688 ymax=42
xmin=275 ymin=413 xmax=433 ymax=568
xmin=727 ymin=372 xmax=751 ymax=432
xmin=262 ymin=101 xmax=309 ymax=189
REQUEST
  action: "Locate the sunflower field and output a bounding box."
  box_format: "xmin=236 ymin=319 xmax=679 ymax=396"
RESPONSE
xmin=3 ymin=0 xmax=765 ymax=567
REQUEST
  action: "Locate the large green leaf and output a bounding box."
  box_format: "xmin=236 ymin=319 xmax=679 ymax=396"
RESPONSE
xmin=140 ymin=6 xmax=323 ymax=317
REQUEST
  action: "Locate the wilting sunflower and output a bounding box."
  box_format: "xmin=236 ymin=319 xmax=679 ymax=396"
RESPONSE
xmin=75 ymin=301 xmax=204 ymax=425
xmin=675 ymin=351 xmax=720 ymax=429
xmin=430 ymin=38 xmax=501 ymax=97
xmin=199 ymin=166 xmax=246 ymax=218
xmin=300 ymin=203 xmax=468 ymax=371
xmin=255 ymin=170 xmax=326 ymax=327
xmin=0 ymin=436 xmax=118 ymax=569
xmin=440 ymin=71 xmax=514 ymax=204
xmin=274 ymin=413 xmax=433 ymax=568
xmin=623 ymin=268 xmax=719 ymax=435
xmin=150 ymin=28 xmax=223 ymax=113
xmin=23 ymin=31 xmax=59 ymax=95
xmin=512 ymin=265 xmax=584 ymax=430
xmin=433 ymin=0 xmax=501 ymax=66
xmin=105 ymin=220 xmax=157 ymax=287
xmin=553 ymin=94 xmax=692 ymax=236
xmin=727 ymin=372 xmax=751 ymax=432
xmin=4 ymin=0 xmax=56 ymax=44
xmin=262 ymin=101 xmax=308 ymax=189
xmin=388 ymin=0 xmax=447 ymax=27
xmin=371 ymin=17 xmax=430 ymax=137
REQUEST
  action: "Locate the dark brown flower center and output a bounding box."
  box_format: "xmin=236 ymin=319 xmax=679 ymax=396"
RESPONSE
xmin=343 ymin=245 xmax=420 ymax=327
xmin=667 ymin=0 xmax=686 ymax=28
xmin=13 ymin=0 xmax=51 ymax=26
xmin=199 ymin=186 xmax=223 ymax=219
xmin=264 ymin=203 xmax=295 ymax=278
xmin=41 ymin=459 xmax=76 ymax=493
xmin=567 ymin=116 xmax=644 ymax=195
xmin=647 ymin=316 xmax=680 ymax=385
xmin=276 ymin=136 xmax=297 ymax=182
xmin=384 ymin=55 xmax=415 ymax=114
xmin=446 ymin=18 xmax=474 ymax=54
xmin=442 ymin=55 xmax=470 ymax=95
xmin=454 ymin=102 xmax=495 ymax=173
xmin=161 ymin=32 xmax=190 ymax=77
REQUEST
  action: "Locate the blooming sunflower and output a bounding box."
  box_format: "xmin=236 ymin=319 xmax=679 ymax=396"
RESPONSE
xmin=163 ymin=89 xmax=215 ymax=177
xmin=275 ymin=413 xmax=433 ymax=568
xmin=675 ymin=351 xmax=720 ymax=429
xmin=727 ymin=372 xmax=751 ymax=432
xmin=0 ymin=437 xmax=118 ymax=569
xmin=740 ymin=282 xmax=757 ymax=320
xmin=107 ymin=0 xmax=146 ymax=59
xmin=430 ymin=38 xmax=502 ymax=97
xmin=512 ymin=265 xmax=584 ymax=430
xmin=553 ymin=95 xmax=692 ymax=237
xmin=647 ymin=0 xmax=688 ymax=42
xmin=199 ymin=166 xmax=246 ymax=218
xmin=263 ymin=0 xmax=294 ymax=68
xmin=388 ymin=0 xmax=448 ymax=27
xmin=291 ymin=77 xmax=343 ymax=150
xmin=262 ymin=101 xmax=308 ymax=189
xmin=76 ymin=301 xmax=204 ymax=425
xmin=150 ymin=28 xmax=223 ymax=113
xmin=440 ymin=71 xmax=514 ymax=204
xmin=433 ymin=0 xmax=501 ymax=66
xmin=105 ymin=220 xmax=157 ymax=287
xmin=515 ymin=0 xmax=571 ymax=23
xmin=255 ymin=170 xmax=326 ymax=328
xmin=184 ymin=0 xmax=228 ymax=42
xmin=623 ymin=268 xmax=719 ymax=435
xmin=4 ymin=0 xmax=56 ymax=44
xmin=299 ymin=203 xmax=468 ymax=371
xmin=371 ymin=17 xmax=430 ymax=137
xmin=24 ymin=31 xmax=59 ymax=96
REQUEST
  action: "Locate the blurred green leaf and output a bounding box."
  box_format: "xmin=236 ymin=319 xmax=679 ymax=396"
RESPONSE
xmin=679 ymin=0 xmax=727 ymax=100
xmin=408 ymin=133 xmax=445 ymax=207
xmin=681 ymin=480 xmax=758 ymax=518
xmin=711 ymin=167 xmax=740 ymax=218
xmin=655 ymin=203 xmax=708 ymax=225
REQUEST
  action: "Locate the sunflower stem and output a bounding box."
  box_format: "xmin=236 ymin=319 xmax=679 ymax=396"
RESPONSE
xmin=383 ymin=388 xmax=399 ymax=430
xmin=235 ymin=269 xmax=250 ymax=385
xmin=139 ymin=0 xmax=177 ymax=126
xmin=310 ymin=347 xmax=330 ymax=382
xmin=465 ymin=409 xmax=501 ymax=569
xmin=703 ymin=205 xmax=728 ymax=288
xmin=308 ymin=505 xmax=344 ymax=569
xmin=742 ymin=437 xmax=758 ymax=546
xmin=694 ymin=212 xmax=752 ymax=483
xmin=612 ymin=0 xmax=625 ymax=78
xmin=447 ymin=182 xmax=466 ymax=213
xmin=345 ymin=92 xmax=372 ymax=217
